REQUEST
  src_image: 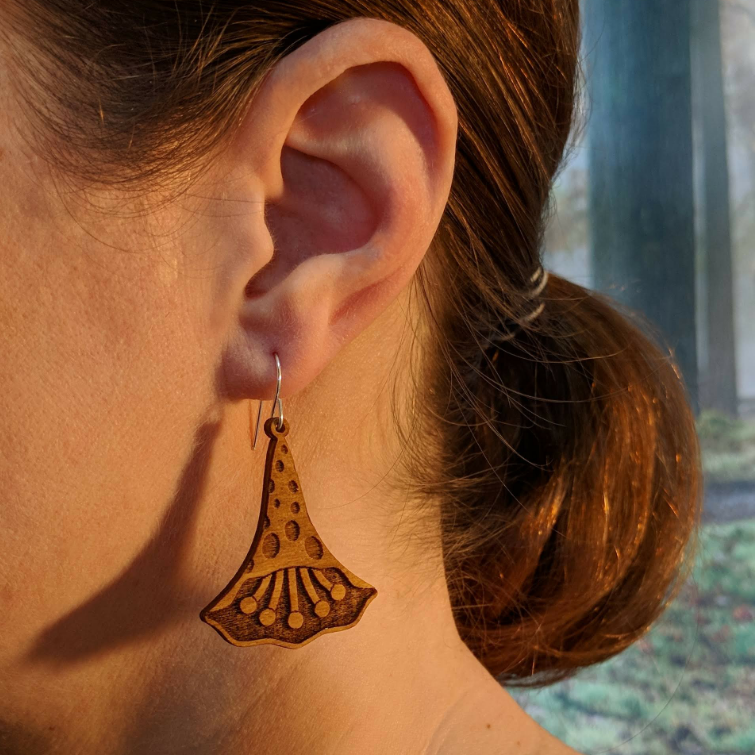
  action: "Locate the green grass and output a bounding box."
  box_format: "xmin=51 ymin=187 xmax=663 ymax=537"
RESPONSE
xmin=510 ymin=518 xmax=755 ymax=754
xmin=698 ymin=412 xmax=755 ymax=483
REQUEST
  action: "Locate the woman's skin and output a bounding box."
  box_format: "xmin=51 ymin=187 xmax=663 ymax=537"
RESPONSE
xmin=0 ymin=17 xmax=577 ymax=755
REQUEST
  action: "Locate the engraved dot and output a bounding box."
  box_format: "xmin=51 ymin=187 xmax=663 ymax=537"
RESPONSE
xmin=240 ymin=597 xmax=258 ymax=615
xmin=275 ymin=459 xmax=284 ymax=472
xmin=288 ymin=480 xmax=299 ymax=493
xmin=273 ymin=498 xmax=281 ymax=508
xmin=285 ymin=520 xmax=300 ymax=542
xmin=281 ymin=445 xmax=289 ymax=454
xmin=305 ymin=536 xmax=323 ymax=560
xmin=288 ymin=611 xmax=304 ymax=629
xmin=268 ymin=479 xmax=275 ymax=493
xmin=331 ymin=584 xmax=346 ymax=601
xmin=264 ymin=516 xmax=270 ymax=529
xmin=259 ymin=609 xmax=276 ymax=626
xmin=314 ymin=600 xmax=330 ymax=618
xmin=262 ymin=532 xmax=280 ymax=559
xmin=291 ymin=501 xmax=300 ymax=514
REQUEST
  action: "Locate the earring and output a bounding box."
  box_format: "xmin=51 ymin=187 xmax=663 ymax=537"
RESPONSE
xmin=200 ymin=353 xmax=378 ymax=648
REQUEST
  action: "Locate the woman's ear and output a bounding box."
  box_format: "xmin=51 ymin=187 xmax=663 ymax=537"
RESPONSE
xmin=215 ymin=17 xmax=458 ymax=400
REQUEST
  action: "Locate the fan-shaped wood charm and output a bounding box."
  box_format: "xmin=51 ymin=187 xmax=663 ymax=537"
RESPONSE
xmin=200 ymin=416 xmax=377 ymax=648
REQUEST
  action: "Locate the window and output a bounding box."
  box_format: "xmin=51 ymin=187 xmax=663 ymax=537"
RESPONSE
xmin=511 ymin=2 xmax=755 ymax=753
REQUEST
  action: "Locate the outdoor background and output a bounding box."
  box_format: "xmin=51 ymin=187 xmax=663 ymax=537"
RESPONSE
xmin=508 ymin=1 xmax=755 ymax=753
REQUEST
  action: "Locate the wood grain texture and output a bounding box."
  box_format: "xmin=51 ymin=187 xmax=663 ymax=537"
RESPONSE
xmin=200 ymin=416 xmax=378 ymax=648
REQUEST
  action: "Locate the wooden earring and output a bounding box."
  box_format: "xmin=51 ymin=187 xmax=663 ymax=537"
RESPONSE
xmin=200 ymin=353 xmax=378 ymax=648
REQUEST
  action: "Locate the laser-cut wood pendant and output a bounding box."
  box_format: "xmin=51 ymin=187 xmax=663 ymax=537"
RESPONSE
xmin=200 ymin=416 xmax=377 ymax=648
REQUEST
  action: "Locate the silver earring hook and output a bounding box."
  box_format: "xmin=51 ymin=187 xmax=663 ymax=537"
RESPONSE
xmin=252 ymin=352 xmax=283 ymax=450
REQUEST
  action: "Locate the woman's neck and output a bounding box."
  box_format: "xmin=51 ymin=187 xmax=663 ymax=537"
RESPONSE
xmin=11 ymin=489 xmax=530 ymax=754
xmin=7 ymin=314 xmax=552 ymax=755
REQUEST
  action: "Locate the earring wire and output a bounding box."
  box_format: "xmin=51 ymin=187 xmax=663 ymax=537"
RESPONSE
xmin=251 ymin=352 xmax=283 ymax=450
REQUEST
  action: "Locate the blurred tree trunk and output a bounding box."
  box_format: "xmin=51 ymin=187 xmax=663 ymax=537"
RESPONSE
xmin=585 ymin=0 xmax=699 ymax=411
xmin=693 ymin=0 xmax=739 ymax=416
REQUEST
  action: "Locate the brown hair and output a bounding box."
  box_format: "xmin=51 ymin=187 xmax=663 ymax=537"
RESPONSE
xmin=4 ymin=0 xmax=701 ymax=685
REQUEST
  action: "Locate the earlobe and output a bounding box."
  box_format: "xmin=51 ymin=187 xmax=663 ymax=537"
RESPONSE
xmin=218 ymin=18 xmax=457 ymax=401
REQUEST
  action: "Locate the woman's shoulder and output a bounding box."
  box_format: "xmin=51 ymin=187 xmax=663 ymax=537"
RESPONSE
xmin=439 ymin=719 xmax=584 ymax=755
xmin=431 ymin=671 xmax=584 ymax=755
xmin=535 ymin=732 xmax=584 ymax=755
xmin=446 ymin=717 xmax=583 ymax=755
